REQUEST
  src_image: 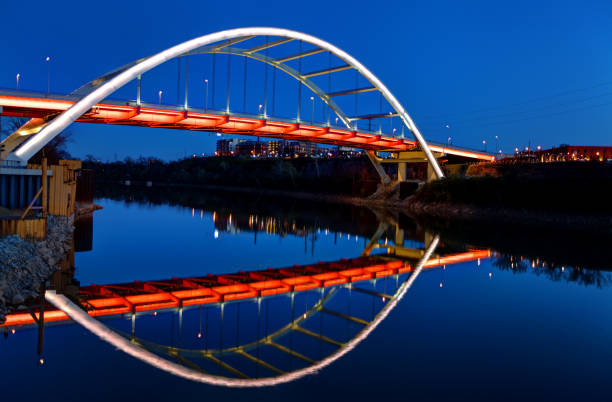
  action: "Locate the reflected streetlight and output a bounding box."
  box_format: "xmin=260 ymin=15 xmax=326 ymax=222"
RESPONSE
xmin=158 ymin=90 xmax=163 ymax=105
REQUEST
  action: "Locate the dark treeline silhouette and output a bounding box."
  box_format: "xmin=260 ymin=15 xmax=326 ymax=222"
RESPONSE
xmin=84 ymin=156 xmax=382 ymax=196
xmin=494 ymin=254 xmax=612 ymax=288
xmin=414 ymin=162 xmax=612 ymax=215
xmin=95 ymin=184 xmax=383 ymax=239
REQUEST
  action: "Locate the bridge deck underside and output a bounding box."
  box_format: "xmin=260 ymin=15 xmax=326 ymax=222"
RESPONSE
xmin=0 ymin=95 xmax=413 ymax=151
xmin=0 ymin=94 xmax=496 ymax=160
xmin=2 ymin=250 xmax=490 ymax=328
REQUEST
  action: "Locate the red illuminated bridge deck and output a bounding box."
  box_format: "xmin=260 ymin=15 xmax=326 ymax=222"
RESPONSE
xmin=2 ymin=250 xmax=490 ymax=328
xmin=0 ymin=91 xmax=495 ymax=161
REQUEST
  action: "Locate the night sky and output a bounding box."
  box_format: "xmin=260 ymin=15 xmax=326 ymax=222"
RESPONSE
xmin=1 ymin=0 xmax=611 ymax=161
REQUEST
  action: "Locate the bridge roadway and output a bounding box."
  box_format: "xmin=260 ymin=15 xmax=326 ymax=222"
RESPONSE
xmin=2 ymin=249 xmax=489 ymax=328
xmin=0 ymin=90 xmax=494 ymax=161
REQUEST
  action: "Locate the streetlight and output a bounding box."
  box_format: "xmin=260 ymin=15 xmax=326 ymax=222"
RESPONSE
xmin=389 ymin=112 xmax=393 ymax=134
xmin=16 ymin=73 xmax=20 ymax=89
xmin=204 ymin=79 xmax=208 ymax=111
xmin=335 ymin=117 xmax=339 ymax=126
xmin=447 ymin=137 xmax=452 ymax=145
xmin=482 ymin=140 xmax=487 ymax=152
xmin=310 ymin=96 xmax=314 ymax=123
xmin=45 ymin=56 xmax=50 ymax=96
xmin=158 ymin=90 xmax=163 ymax=104
xmin=495 ymin=135 xmax=499 ymax=153
xmin=258 ymin=104 xmax=263 ymax=115
xmin=392 ymin=128 xmax=397 ymax=137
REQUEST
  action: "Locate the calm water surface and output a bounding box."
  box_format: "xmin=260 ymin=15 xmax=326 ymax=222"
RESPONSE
xmin=1 ymin=189 xmax=611 ymax=401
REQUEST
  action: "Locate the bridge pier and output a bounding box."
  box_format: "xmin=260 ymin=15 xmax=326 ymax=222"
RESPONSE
xmin=366 ymin=150 xmax=444 ymax=201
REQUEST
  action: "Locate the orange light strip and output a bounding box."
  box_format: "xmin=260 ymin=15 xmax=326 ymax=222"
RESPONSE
xmin=1 ymin=250 xmax=490 ymax=328
xmin=0 ymin=94 xmax=493 ymax=160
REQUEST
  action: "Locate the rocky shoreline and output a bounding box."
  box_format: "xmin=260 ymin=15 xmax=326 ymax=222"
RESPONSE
xmin=0 ymin=216 xmax=74 ymax=324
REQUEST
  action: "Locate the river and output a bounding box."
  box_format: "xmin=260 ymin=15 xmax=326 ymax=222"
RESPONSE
xmin=1 ymin=187 xmax=611 ymax=401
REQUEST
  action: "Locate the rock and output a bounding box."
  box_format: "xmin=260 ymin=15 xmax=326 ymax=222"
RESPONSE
xmin=0 ymin=215 xmax=73 ymax=319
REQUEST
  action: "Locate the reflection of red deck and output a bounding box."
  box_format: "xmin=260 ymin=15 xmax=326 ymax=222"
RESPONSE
xmin=0 ymin=93 xmax=495 ymax=160
xmin=1 ymin=250 xmax=490 ymax=328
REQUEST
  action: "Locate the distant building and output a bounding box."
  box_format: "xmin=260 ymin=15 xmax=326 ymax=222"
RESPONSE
xmin=533 ymin=145 xmax=612 ymax=162
xmin=235 ymin=140 xmax=268 ymax=157
xmin=216 ymin=139 xmax=232 ymax=156
xmin=268 ymin=140 xmax=281 ymax=156
xmin=216 ymin=138 xmax=246 ymax=156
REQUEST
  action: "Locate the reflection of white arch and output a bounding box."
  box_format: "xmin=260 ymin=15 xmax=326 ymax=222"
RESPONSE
xmin=45 ymin=236 xmax=439 ymax=388
xmin=14 ymin=27 xmax=444 ymax=179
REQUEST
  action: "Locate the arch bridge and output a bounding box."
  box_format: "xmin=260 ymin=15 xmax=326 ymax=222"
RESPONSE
xmin=0 ymin=28 xmax=494 ymax=186
xmin=3 ymin=230 xmax=490 ymax=387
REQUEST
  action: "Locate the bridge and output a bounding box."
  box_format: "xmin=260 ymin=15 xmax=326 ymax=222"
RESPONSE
xmin=2 ymin=230 xmax=489 ymax=386
xmin=1 ymin=247 xmax=489 ymax=328
xmin=1 ymin=27 xmax=494 ymax=186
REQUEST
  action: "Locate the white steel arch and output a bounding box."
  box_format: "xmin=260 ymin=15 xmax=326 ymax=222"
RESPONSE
xmin=14 ymin=27 xmax=444 ymax=179
xmin=45 ymin=236 xmax=440 ymax=388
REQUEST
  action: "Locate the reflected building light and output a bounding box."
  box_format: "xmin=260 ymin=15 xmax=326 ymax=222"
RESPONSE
xmin=197 ymin=332 xmax=202 ymax=339
xmin=439 ymin=282 xmax=443 ymax=288
xmin=561 ymin=266 xmax=565 ymax=272
xmin=214 ymin=229 xmax=219 ymax=239
xmin=212 ymin=211 xmax=216 ymax=222
xmin=477 ymin=258 xmax=481 ymax=266
xmin=11 ymin=329 xmax=15 ymax=334
xmin=39 ymin=358 xmax=44 ymax=365
xmin=488 ymin=272 xmax=492 ymax=278
xmin=192 ymin=208 xmax=195 ymax=217
xmin=153 ymin=312 xmax=158 ymax=316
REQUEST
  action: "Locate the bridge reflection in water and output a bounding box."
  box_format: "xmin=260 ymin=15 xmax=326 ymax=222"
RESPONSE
xmin=3 ymin=210 xmax=490 ymax=387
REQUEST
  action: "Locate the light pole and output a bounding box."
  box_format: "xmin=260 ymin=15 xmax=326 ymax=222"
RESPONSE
xmin=335 ymin=117 xmax=339 ymax=126
xmin=495 ymin=135 xmax=499 ymax=153
xmin=392 ymin=128 xmax=397 ymax=137
xmin=16 ymin=73 xmax=20 ymax=89
xmin=310 ymin=96 xmax=314 ymax=123
xmin=158 ymin=90 xmax=163 ymax=105
xmin=204 ymin=79 xmax=208 ymax=111
xmin=258 ymin=104 xmax=263 ymax=115
xmin=389 ymin=112 xmax=393 ymax=134
xmin=45 ymin=56 xmax=50 ymax=96
xmin=445 ymin=124 xmax=451 ymax=146
xmin=482 ymin=140 xmax=487 ymax=152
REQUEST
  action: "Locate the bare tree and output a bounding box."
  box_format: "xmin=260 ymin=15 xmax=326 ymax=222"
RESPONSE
xmin=1 ymin=117 xmax=72 ymax=164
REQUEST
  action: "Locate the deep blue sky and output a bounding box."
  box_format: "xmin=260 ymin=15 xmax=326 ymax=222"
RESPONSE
xmin=1 ymin=0 xmax=611 ymax=161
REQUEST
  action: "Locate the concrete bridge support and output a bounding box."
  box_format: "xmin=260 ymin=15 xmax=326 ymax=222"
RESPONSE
xmin=366 ymin=150 xmax=444 ymax=201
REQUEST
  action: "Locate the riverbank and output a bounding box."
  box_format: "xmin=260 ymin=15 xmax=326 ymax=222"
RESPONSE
xmin=0 ymin=216 xmax=74 ymax=324
xmin=90 ymin=159 xmax=612 ymax=233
